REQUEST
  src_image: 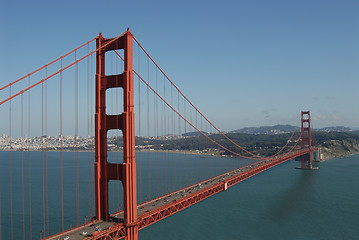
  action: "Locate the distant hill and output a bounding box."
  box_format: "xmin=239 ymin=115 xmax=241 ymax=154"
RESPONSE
xmin=230 ymin=125 xmax=356 ymax=135
xmin=231 ymin=125 xmax=296 ymax=135
xmin=316 ymin=126 xmax=353 ymax=132
xmin=182 ymin=131 xmax=210 ymax=137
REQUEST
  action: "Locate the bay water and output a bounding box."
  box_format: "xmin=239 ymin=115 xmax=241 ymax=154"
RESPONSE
xmin=140 ymin=155 xmax=359 ymax=240
xmin=0 ymin=151 xmax=358 ymax=239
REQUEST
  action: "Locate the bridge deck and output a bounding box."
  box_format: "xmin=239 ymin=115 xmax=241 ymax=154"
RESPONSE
xmin=45 ymin=149 xmax=311 ymax=240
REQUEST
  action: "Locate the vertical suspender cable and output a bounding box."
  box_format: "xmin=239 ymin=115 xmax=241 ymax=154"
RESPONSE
xmin=163 ymin=75 xmax=167 ymax=194
xmin=138 ymin=46 xmax=142 ymax=204
xmin=87 ymin=44 xmax=91 ymax=219
xmin=90 ymin=53 xmax=94 ymax=218
xmin=184 ymin=98 xmax=187 ymax=187
xmin=41 ymin=81 xmax=46 ymax=235
xmin=9 ymin=86 xmax=13 ymax=240
xmin=116 ymin=60 xmax=120 ymax=210
xmin=205 ymin=121 xmax=208 ymax=179
xmin=21 ymin=94 xmax=25 ymax=240
xmin=28 ymin=77 xmax=32 ymax=240
xmin=119 ymin=51 xmax=123 ymax=208
xmin=146 ymin=57 xmax=150 ymax=200
xmin=75 ymin=51 xmax=80 ymax=226
xmin=171 ymin=83 xmax=174 ymax=191
xmin=155 ymin=68 xmax=158 ymax=197
xmin=202 ymin=116 xmax=204 ymax=180
xmin=165 ymin=77 xmax=168 ymax=192
xmin=45 ymin=77 xmax=49 ymax=237
xmin=167 ymin=77 xmax=171 ymax=192
xmin=166 ymin=76 xmax=171 ymax=192
xmin=161 ymin=76 xmax=165 ymax=195
xmin=118 ymin=51 xmax=125 ymax=208
xmin=166 ymin=76 xmax=170 ymax=193
xmin=166 ymin=77 xmax=173 ymax=192
xmin=219 ymin=131 xmax=221 ymax=174
xmin=197 ymin=112 xmax=200 ymax=181
xmin=60 ymin=59 xmax=64 ymax=231
xmin=190 ymin=107 xmax=193 ymax=185
xmin=196 ymin=111 xmax=198 ymax=181
xmin=177 ymin=91 xmax=181 ymax=188
xmin=211 ymin=126 xmax=214 ymax=177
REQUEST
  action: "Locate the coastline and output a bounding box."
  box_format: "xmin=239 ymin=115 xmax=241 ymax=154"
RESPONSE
xmin=319 ymin=142 xmax=359 ymax=161
xmin=2 ymin=142 xmax=359 ymax=162
xmin=320 ymin=150 xmax=359 ymax=161
xmin=2 ymin=148 xmax=359 ymax=160
xmin=0 ymin=148 xmax=221 ymax=157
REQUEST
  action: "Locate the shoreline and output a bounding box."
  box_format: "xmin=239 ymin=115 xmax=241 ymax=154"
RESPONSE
xmin=2 ymin=148 xmax=358 ymax=161
xmin=320 ymin=150 xmax=359 ymax=161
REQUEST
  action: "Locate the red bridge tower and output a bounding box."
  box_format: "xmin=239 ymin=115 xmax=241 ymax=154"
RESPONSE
xmin=300 ymin=111 xmax=313 ymax=169
xmin=95 ymin=29 xmax=138 ymax=240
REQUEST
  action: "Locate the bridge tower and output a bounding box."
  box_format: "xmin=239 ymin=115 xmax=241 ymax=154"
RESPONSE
xmin=95 ymin=29 xmax=138 ymax=239
xmin=300 ymin=111 xmax=312 ymax=169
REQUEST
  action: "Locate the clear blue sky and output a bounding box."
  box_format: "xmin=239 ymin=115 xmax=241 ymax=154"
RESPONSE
xmin=1 ymin=0 xmax=358 ymax=134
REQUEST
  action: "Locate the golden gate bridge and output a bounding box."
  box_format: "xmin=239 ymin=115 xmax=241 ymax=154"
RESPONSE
xmin=0 ymin=29 xmax=318 ymax=240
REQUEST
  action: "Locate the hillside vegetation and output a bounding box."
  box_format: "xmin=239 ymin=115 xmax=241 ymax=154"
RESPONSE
xmin=131 ymin=131 xmax=359 ymax=160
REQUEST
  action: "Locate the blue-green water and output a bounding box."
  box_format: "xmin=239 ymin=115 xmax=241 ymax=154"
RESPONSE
xmin=0 ymin=151 xmax=244 ymax=239
xmin=140 ymin=155 xmax=359 ymax=240
xmin=1 ymin=152 xmax=358 ymax=239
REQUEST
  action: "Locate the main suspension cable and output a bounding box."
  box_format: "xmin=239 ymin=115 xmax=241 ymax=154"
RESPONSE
xmin=0 ymin=36 xmax=98 ymax=92
xmin=132 ymin=36 xmax=264 ymax=160
xmin=0 ymin=33 xmax=126 ymax=106
xmin=115 ymin=49 xmax=299 ymax=160
xmin=133 ymin=69 xmax=262 ymax=160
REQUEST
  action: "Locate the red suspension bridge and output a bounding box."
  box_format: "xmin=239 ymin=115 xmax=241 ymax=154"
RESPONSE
xmin=0 ymin=29 xmax=319 ymax=240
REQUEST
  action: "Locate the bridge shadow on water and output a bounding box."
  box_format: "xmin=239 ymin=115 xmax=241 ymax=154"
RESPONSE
xmin=267 ymin=166 xmax=318 ymax=223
